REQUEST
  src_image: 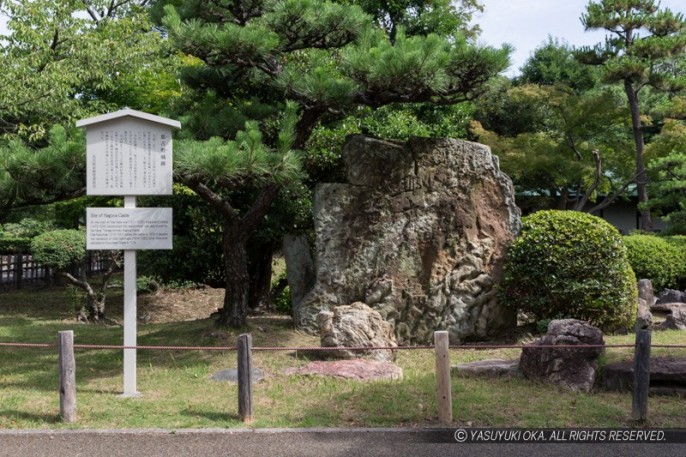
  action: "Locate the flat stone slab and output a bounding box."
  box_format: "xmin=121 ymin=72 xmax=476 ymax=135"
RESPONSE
xmin=650 ymin=302 xmax=686 ymax=314
xmin=452 ymin=359 xmax=521 ymax=378
xmin=211 ymin=367 xmax=264 ymax=383
xmin=283 ymin=359 xmax=403 ymax=381
xmin=600 ymin=357 xmax=686 ymax=395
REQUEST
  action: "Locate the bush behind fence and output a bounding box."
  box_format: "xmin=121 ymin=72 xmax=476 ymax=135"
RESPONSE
xmin=0 ymin=251 xmax=107 ymax=290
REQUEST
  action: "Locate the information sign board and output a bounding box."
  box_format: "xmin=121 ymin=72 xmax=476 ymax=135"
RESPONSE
xmin=77 ymin=108 xmax=180 ymax=196
xmin=86 ymin=208 xmax=173 ymax=250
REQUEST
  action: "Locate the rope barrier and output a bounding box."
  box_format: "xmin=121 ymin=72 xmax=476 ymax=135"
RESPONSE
xmin=1 ymin=341 xmax=685 ymax=351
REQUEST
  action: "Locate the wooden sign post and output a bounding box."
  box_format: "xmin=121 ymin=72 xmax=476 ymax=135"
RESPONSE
xmin=77 ymin=108 xmax=180 ymax=397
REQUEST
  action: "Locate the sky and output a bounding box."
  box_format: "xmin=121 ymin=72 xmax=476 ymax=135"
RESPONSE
xmin=474 ymin=0 xmax=685 ymax=76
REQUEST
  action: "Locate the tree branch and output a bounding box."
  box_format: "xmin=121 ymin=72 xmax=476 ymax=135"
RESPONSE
xmin=81 ymin=1 xmax=103 ymax=22
xmin=587 ymin=170 xmax=643 ymax=214
xmin=60 ymin=271 xmax=96 ymax=297
xmin=240 ymin=184 xmax=281 ymax=234
xmin=186 ymin=179 xmax=239 ymax=220
xmin=574 ymin=149 xmax=601 ymax=211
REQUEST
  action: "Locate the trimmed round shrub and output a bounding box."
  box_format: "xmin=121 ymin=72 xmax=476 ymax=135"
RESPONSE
xmin=623 ymin=234 xmax=686 ymax=291
xmin=665 ymin=236 xmax=686 ymax=289
xmin=501 ymin=210 xmax=637 ymax=330
xmin=31 ymin=229 xmax=86 ymax=271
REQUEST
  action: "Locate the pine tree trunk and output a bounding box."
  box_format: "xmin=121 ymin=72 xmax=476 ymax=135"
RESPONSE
xmin=216 ymin=220 xmax=250 ymax=328
xmin=624 ymin=80 xmax=653 ymax=232
xmin=248 ymin=240 xmax=274 ymax=310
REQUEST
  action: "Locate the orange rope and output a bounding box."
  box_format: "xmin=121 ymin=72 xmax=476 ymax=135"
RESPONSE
xmin=0 ymin=342 xmax=684 ymax=351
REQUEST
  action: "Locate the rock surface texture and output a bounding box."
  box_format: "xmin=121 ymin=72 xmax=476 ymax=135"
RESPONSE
xmin=636 ymin=279 xmax=654 ymax=329
xmin=601 ymin=357 xmax=686 ymax=395
xmin=296 ymin=135 xmax=521 ymax=344
xmin=656 ymin=289 xmax=686 ymax=305
xmin=519 ymin=319 xmax=605 ymax=393
xmin=452 ymin=359 xmax=521 ymax=378
xmin=317 ymin=302 xmax=398 ymax=361
xmin=659 ymin=305 xmax=686 ymax=330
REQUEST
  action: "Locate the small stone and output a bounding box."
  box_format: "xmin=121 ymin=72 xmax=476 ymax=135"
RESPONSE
xmin=317 ymin=302 xmax=398 ymax=361
xmin=452 ymin=359 xmax=520 ymax=378
xmin=659 ymin=307 xmax=686 ymax=331
xmin=636 ymin=279 xmax=654 ymax=329
xmin=601 ymin=357 xmax=686 ymax=395
xmin=656 ymin=289 xmax=686 ymax=305
xmin=519 ymin=319 xmax=604 ymax=393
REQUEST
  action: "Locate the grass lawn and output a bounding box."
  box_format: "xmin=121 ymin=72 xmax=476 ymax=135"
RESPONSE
xmin=1 ymin=284 xmax=685 ymax=430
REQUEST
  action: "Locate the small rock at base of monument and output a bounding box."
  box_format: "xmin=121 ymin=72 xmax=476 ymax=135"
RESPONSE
xmin=636 ymin=279 xmax=654 ymax=329
xmin=317 ymin=302 xmax=397 ymax=361
xmin=283 ymin=359 xmax=403 ymax=381
xmin=519 ymin=319 xmax=604 ymax=393
xmin=452 ymin=359 xmax=521 ymax=378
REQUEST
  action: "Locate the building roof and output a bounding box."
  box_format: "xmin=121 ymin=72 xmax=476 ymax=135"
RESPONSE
xmin=76 ymin=108 xmax=181 ymax=129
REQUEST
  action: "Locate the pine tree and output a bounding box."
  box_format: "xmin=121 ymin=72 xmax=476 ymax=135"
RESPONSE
xmin=579 ymin=0 xmax=686 ymax=231
xmin=162 ymin=0 xmax=509 ymax=328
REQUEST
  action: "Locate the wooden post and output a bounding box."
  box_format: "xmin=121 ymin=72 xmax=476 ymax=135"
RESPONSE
xmin=237 ymin=333 xmax=253 ymax=423
xmin=58 ymin=330 xmax=77 ymax=423
xmin=14 ymin=254 xmax=23 ymax=289
xmin=632 ymin=328 xmax=651 ymax=421
xmin=434 ymin=331 xmax=452 ymax=425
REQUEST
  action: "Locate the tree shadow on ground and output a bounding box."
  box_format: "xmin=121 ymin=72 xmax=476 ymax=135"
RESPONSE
xmin=0 ymin=410 xmax=60 ymax=424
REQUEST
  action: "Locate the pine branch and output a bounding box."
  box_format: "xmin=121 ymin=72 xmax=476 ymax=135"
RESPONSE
xmin=240 ymin=184 xmax=280 ymax=234
xmin=186 ymin=179 xmax=239 ymax=220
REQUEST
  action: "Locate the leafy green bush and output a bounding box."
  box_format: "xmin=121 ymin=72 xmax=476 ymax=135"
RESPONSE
xmin=136 ymin=275 xmax=161 ymax=294
xmin=664 ymin=236 xmax=686 ymax=289
xmin=623 ymin=234 xmax=686 ymax=291
xmin=30 ymin=230 xmax=86 ymax=270
xmin=501 ymin=210 xmax=637 ymax=330
xmin=274 ymin=285 xmax=292 ymax=315
xmin=0 ymin=238 xmax=32 ymax=254
xmin=2 ymin=218 xmax=56 ymax=238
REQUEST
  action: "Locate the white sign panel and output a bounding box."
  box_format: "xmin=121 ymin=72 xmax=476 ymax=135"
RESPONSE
xmin=85 ymin=118 xmax=173 ymax=195
xmin=87 ymin=208 xmax=173 ymax=250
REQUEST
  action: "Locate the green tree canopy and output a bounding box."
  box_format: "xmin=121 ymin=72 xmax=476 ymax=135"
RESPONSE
xmin=161 ymin=0 xmax=510 ymax=327
xmin=0 ymin=0 xmax=168 ymax=142
xmin=335 ymin=0 xmax=484 ymax=42
xmin=643 ymin=119 xmax=686 ymax=234
xmin=518 ymin=37 xmax=599 ymax=92
xmin=578 ymin=0 xmax=686 ymax=231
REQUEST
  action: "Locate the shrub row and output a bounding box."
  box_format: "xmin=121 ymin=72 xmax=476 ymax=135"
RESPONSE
xmin=0 ymin=238 xmax=32 ymax=254
xmin=623 ymin=234 xmax=686 ymax=290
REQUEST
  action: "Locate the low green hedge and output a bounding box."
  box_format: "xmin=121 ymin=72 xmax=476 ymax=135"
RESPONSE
xmin=623 ymin=234 xmax=686 ymax=291
xmin=0 ymin=238 xmax=32 ymax=254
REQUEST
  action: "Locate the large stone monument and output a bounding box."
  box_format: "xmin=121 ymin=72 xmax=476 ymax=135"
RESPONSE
xmin=295 ymin=135 xmax=521 ymax=344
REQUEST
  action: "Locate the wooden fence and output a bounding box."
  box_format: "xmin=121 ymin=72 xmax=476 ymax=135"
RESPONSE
xmin=50 ymin=330 xmax=653 ymax=425
xmin=0 ymin=252 xmax=107 ymax=290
